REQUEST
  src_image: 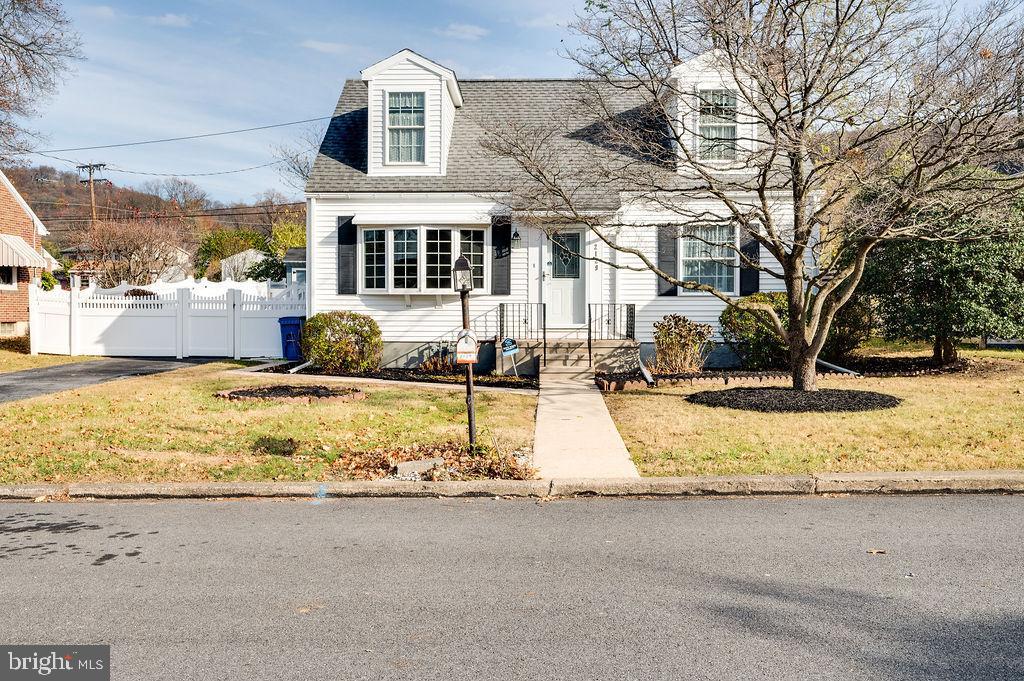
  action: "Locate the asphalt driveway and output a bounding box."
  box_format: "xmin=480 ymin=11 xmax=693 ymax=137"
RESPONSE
xmin=0 ymin=358 xmax=203 ymax=403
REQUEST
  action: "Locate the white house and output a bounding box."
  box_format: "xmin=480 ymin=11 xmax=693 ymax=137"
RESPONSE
xmin=305 ymin=49 xmax=792 ymax=372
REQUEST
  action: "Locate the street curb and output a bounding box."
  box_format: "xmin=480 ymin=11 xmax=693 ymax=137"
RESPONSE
xmin=1 ymin=470 xmax=1023 ymax=501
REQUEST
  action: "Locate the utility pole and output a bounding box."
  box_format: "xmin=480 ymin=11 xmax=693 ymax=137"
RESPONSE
xmin=77 ymin=163 xmax=108 ymax=225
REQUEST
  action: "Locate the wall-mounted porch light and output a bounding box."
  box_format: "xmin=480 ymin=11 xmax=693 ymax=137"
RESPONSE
xmin=511 ymin=228 xmax=522 ymax=249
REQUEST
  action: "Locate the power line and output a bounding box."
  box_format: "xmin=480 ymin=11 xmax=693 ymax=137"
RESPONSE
xmin=34 ymin=116 xmax=334 ymax=153
xmin=37 ymin=203 xmax=304 ymax=223
xmin=105 ymin=159 xmax=288 ymax=178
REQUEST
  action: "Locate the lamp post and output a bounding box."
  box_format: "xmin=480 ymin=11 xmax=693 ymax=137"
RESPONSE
xmin=453 ymin=255 xmax=476 ymax=446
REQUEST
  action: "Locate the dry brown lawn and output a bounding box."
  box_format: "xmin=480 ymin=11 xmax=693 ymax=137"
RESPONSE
xmin=605 ymin=353 xmax=1024 ymax=477
xmin=0 ymin=362 xmax=536 ymax=484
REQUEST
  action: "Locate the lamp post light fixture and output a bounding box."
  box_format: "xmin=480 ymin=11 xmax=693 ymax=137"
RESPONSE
xmin=453 ymin=255 xmax=477 ymax=446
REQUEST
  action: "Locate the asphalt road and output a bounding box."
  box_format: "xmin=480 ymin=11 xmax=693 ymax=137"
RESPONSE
xmin=0 ymin=358 xmax=204 ymax=403
xmin=1 ymin=495 xmax=1021 ymax=680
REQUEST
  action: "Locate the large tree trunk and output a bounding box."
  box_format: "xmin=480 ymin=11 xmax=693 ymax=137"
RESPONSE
xmin=932 ymin=336 xmax=959 ymax=364
xmin=790 ymin=347 xmax=818 ymax=392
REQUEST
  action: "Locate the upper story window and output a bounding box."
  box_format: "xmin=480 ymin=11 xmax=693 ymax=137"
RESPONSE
xmin=698 ymin=89 xmax=738 ymax=161
xmin=387 ymin=92 xmax=426 ymax=163
xmin=680 ymin=223 xmax=738 ymax=294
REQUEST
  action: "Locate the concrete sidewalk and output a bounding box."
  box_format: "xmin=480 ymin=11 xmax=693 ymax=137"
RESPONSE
xmin=532 ymin=369 xmax=640 ymax=478
xmin=0 ymin=358 xmax=203 ymax=403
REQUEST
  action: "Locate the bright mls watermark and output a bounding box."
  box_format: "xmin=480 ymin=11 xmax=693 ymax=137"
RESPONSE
xmin=1 ymin=646 xmax=108 ymax=680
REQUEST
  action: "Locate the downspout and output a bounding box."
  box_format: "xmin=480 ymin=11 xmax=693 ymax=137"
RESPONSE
xmin=815 ymin=358 xmax=862 ymax=377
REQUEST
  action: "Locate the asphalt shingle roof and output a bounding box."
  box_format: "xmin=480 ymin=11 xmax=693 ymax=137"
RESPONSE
xmin=306 ymin=79 xmax=656 ymax=209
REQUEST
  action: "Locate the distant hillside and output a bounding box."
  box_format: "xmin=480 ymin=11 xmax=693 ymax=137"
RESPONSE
xmin=2 ymin=165 xmax=303 ymax=250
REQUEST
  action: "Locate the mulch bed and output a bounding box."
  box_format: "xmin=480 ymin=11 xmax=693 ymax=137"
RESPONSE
xmin=259 ymin=362 xmax=539 ymax=390
xmin=686 ymin=387 xmax=902 ymax=413
xmin=215 ymin=385 xmax=366 ymax=404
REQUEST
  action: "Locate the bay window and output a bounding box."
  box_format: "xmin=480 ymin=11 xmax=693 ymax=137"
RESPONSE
xmin=359 ymin=226 xmax=488 ymax=294
xmin=680 ymin=223 xmax=738 ymax=294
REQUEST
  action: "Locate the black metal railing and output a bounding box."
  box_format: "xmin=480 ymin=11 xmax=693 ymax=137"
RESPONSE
xmin=499 ymin=302 xmax=547 ymax=366
xmin=587 ymin=304 xmax=636 ymax=366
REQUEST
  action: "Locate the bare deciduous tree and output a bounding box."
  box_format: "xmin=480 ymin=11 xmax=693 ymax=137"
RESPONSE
xmin=81 ymin=219 xmax=189 ymax=287
xmin=484 ymin=0 xmax=1024 ymax=390
xmin=0 ymin=0 xmax=81 ymax=158
xmin=272 ymin=122 xmax=328 ymax=192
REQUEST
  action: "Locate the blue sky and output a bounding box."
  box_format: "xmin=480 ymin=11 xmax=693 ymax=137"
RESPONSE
xmin=27 ymin=0 xmax=583 ymax=203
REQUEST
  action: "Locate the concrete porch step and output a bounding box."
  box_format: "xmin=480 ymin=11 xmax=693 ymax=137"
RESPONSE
xmin=540 ymin=365 xmax=595 ymax=380
xmin=544 ymin=353 xmax=590 ymax=367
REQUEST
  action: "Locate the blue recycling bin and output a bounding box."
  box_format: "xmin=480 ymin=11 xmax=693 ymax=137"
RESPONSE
xmin=278 ymin=316 xmax=305 ymax=361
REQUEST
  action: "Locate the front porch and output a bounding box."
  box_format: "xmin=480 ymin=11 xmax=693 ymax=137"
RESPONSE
xmin=496 ymin=302 xmax=640 ymax=375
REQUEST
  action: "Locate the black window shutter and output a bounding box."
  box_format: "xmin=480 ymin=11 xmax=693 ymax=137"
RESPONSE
xmin=656 ymin=225 xmax=677 ymax=296
xmin=337 ymin=216 xmax=356 ymax=295
xmin=491 ymin=216 xmax=512 ymax=296
xmin=739 ymin=230 xmax=760 ymax=296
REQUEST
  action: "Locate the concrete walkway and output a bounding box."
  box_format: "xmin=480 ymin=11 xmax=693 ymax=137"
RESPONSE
xmin=0 ymin=358 xmax=201 ymax=403
xmin=533 ymin=369 xmax=641 ymax=478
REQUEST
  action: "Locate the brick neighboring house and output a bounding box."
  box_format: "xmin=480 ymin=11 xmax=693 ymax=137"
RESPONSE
xmin=0 ymin=169 xmax=50 ymax=338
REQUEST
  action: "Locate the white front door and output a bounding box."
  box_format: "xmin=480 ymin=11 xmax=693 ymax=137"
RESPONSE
xmin=546 ymin=231 xmax=586 ymax=327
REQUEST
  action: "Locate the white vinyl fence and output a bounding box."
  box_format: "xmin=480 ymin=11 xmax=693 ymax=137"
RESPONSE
xmin=28 ymin=277 xmax=305 ymax=359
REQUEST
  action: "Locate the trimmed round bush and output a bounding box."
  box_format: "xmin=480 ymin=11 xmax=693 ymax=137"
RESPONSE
xmin=300 ymin=311 xmax=383 ymax=374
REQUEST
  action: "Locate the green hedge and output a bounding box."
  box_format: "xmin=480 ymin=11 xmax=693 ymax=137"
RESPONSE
xmin=720 ymin=292 xmax=872 ymax=369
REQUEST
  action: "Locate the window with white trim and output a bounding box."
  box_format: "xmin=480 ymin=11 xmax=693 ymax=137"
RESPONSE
xmin=359 ymin=226 xmax=488 ymax=294
xmin=425 ymin=229 xmax=452 ymax=289
xmin=680 ymin=223 xmax=738 ymax=293
xmin=392 ymin=228 xmax=418 ymax=290
xmin=0 ymin=266 xmax=16 ymax=290
xmin=363 ymin=229 xmax=386 ymax=290
xmin=459 ymin=229 xmax=485 ymax=289
xmin=387 ymin=92 xmax=426 ymax=163
xmin=698 ymin=89 xmax=738 ymax=161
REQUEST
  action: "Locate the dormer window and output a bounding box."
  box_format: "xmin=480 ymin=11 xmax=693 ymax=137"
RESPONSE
xmin=698 ymin=89 xmax=737 ymax=161
xmin=387 ymin=92 xmax=426 ymax=164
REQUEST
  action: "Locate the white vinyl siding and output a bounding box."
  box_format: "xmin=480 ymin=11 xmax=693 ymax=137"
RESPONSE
xmin=387 ymin=92 xmax=425 ymax=164
xmin=680 ymin=223 xmax=738 ymax=294
xmin=307 ymin=194 xmax=798 ymax=348
xmin=365 ymin=59 xmax=449 ymax=177
xmin=309 ymin=196 xmax=528 ymax=350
